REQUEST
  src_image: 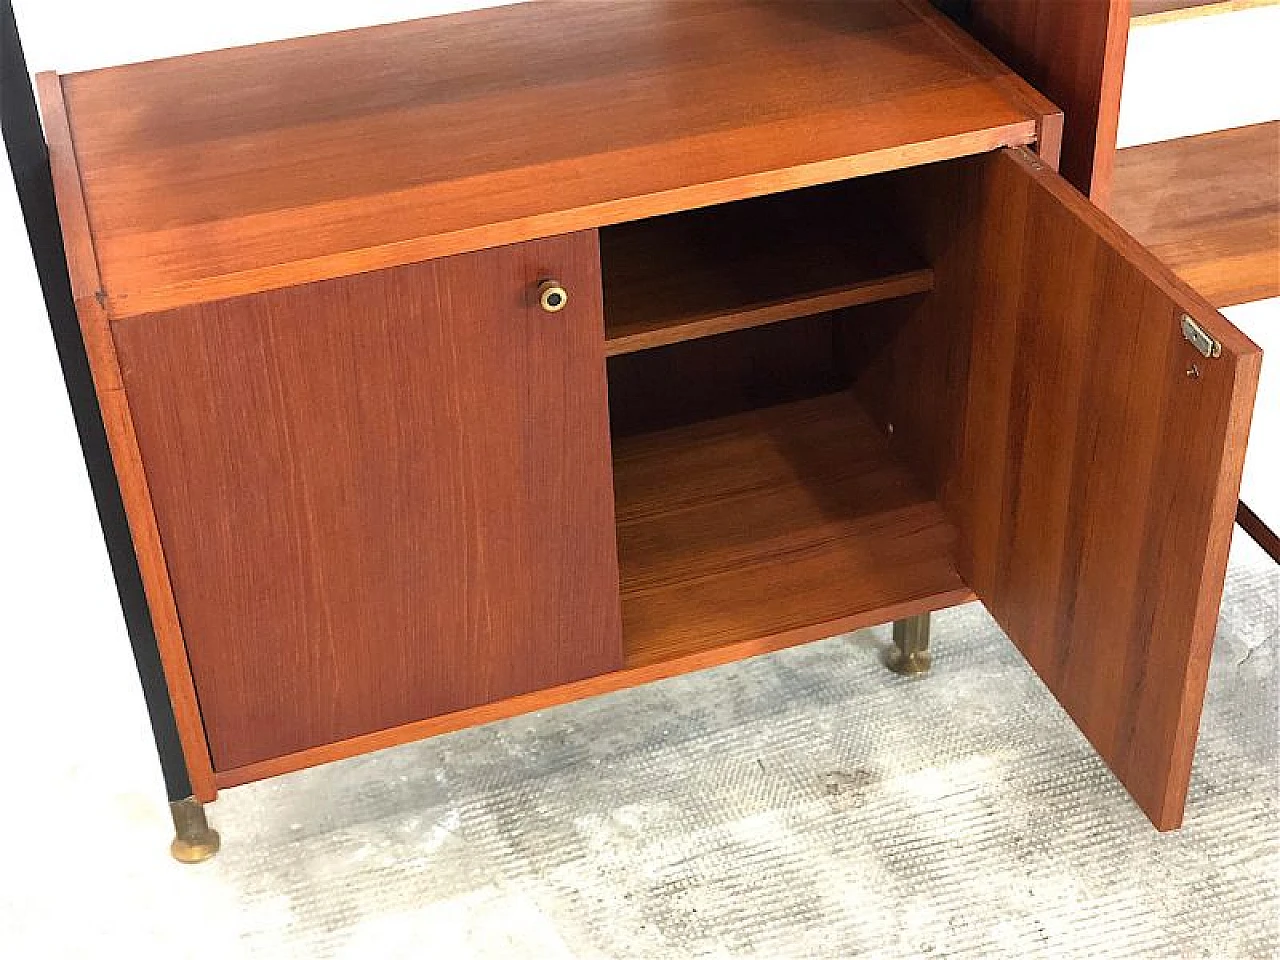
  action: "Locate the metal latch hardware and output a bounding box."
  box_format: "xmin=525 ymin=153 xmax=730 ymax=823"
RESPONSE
xmin=1180 ymin=314 xmax=1221 ymax=359
xmin=1012 ymin=145 xmax=1046 ymax=172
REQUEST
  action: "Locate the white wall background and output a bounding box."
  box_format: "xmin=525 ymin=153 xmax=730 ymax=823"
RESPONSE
xmin=1118 ymin=4 xmax=1280 ymax=148
xmin=13 ymin=0 xmax=514 ymax=73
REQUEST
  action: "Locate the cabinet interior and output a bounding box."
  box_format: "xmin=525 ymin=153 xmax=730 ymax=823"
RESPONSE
xmin=599 ymin=171 xmax=972 ymax=668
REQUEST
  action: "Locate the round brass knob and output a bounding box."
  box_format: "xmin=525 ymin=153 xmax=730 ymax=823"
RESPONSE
xmin=538 ymin=280 xmax=569 ymax=313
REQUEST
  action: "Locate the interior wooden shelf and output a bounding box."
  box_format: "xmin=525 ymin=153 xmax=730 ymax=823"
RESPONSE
xmin=601 ymin=191 xmax=934 ymax=356
xmin=613 ymin=391 xmax=972 ymax=670
xmin=1111 ymin=122 xmax=1279 ymax=308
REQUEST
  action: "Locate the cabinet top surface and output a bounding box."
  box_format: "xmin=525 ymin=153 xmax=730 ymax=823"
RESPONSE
xmin=50 ymin=0 xmax=1051 ymax=317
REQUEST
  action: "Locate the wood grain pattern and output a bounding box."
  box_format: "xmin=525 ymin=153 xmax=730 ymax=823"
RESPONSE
xmin=907 ymin=0 xmax=1065 ymax=171
xmin=55 ymin=0 xmax=1048 ymax=318
xmin=601 ymin=189 xmax=933 ymax=356
xmin=113 ymin=233 xmax=624 ymax=771
xmin=215 ymin=589 xmax=965 ymax=791
xmin=867 ymin=148 xmax=1260 ymax=830
xmin=215 ymin=391 xmax=974 ymax=791
xmin=1111 ymin=122 xmax=1280 ymax=308
xmin=35 ymin=73 xmax=218 ymax=801
xmin=615 ymin=391 xmax=970 ymax=667
xmin=966 ymin=0 xmax=1130 ymax=205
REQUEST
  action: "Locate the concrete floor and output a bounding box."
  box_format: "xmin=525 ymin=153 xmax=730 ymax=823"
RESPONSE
xmin=1 ymin=533 xmax=1274 ymax=959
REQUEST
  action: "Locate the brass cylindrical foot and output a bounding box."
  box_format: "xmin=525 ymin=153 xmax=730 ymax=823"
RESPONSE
xmin=169 ymin=798 xmax=220 ymax=864
xmin=888 ymin=613 xmax=932 ymax=676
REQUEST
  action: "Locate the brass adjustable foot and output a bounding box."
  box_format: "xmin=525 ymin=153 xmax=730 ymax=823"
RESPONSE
xmin=169 ymin=798 xmax=220 ymax=863
xmin=888 ymin=613 xmax=931 ymax=676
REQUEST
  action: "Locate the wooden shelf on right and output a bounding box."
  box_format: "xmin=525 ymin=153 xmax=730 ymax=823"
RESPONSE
xmin=1111 ymin=121 xmax=1279 ymax=309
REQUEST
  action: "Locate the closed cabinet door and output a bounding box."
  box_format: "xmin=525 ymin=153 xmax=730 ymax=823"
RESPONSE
xmin=114 ymin=231 xmax=624 ymax=772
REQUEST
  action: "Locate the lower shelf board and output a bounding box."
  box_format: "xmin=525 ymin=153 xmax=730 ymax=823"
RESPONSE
xmin=614 ymin=391 xmax=971 ymax=668
xmin=216 ymin=391 xmax=973 ymax=791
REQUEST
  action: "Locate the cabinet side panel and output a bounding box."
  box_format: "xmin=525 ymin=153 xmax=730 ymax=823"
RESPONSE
xmin=862 ymin=150 xmax=1259 ymax=829
xmin=30 ymin=67 xmax=217 ymax=800
xmin=966 ymin=0 xmax=1130 ymax=206
xmin=113 ymin=234 xmax=624 ymax=771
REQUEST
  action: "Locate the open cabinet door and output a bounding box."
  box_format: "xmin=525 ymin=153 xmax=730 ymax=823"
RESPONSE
xmin=872 ymin=148 xmax=1260 ymax=830
xmin=960 ymin=149 xmax=1260 ymax=829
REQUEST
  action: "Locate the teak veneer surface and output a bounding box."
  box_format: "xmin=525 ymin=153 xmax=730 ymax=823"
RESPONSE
xmin=966 ymin=0 xmax=1128 ymax=204
xmin=601 ymin=189 xmax=935 ymax=356
xmin=113 ymin=234 xmax=625 ymax=771
xmin=1111 ymin=122 xmax=1280 ymax=309
xmin=209 ymin=389 xmax=967 ymax=788
xmin=54 ymin=0 xmax=1053 ymax=318
xmin=866 ymin=149 xmax=1260 ymax=830
xmin=614 ymin=391 xmax=971 ymax=666
xmin=214 ymin=390 xmax=974 ymax=789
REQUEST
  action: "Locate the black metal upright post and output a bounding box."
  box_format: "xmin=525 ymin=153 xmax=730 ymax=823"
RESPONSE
xmin=2 ymin=0 xmax=194 ymax=804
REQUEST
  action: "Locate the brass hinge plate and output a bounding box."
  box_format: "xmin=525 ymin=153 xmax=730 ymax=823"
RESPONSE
xmin=1181 ymin=314 xmax=1222 ymax=359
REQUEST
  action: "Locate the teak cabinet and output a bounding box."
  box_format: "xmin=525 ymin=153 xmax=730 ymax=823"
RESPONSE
xmin=15 ymin=0 xmax=1260 ymax=855
xmin=113 ymin=234 xmax=625 ymax=771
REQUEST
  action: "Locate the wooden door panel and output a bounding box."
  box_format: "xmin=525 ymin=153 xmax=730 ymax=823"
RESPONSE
xmin=114 ymin=232 xmax=624 ymax=772
xmin=865 ymin=149 xmax=1260 ymax=829
xmin=963 ymin=150 xmax=1259 ymax=829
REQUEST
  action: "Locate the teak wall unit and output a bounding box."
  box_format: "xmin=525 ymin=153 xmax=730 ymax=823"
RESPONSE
xmin=7 ymin=0 xmax=1261 ymax=858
